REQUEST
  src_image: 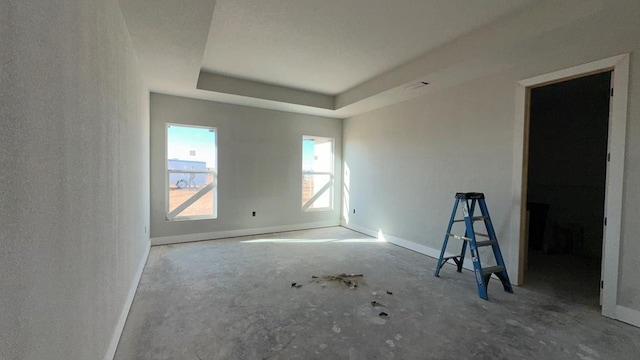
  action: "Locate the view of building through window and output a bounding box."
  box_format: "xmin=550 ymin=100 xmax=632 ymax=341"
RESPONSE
xmin=302 ymin=136 xmax=334 ymax=211
xmin=166 ymin=124 xmax=217 ymax=220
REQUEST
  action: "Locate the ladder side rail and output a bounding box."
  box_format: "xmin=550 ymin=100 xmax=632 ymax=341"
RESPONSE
xmin=465 ymin=198 xmax=479 ymax=239
xmin=478 ymin=199 xmax=514 ymax=293
xmin=458 ymin=198 xmax=479 ymax=271
xmin=457 ymin=237 xmax=469 ymax=272
xmin=435 ymin=198 xmax=460 ymax=277
xmin=463 ymin=198 xmax=489 ymax=300
xmin=477 ymin=198 xmax=505 ymax=265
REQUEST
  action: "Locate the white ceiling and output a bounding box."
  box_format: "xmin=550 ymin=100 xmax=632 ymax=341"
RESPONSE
xmin=202 ymin=0 xmax=532 ymax=95
xmin=118 ymin=0 xmax=216 ymax=92
xmin=117 ymin=0 xmax=541 ymax=118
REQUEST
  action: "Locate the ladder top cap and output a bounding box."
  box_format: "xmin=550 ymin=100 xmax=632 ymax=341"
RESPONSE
xmin=455 ymin=192 xmax=485 ymax=199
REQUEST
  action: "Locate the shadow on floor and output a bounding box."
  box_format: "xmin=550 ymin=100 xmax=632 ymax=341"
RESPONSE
xmin=522 ymin=251 xmax=602 ymax=308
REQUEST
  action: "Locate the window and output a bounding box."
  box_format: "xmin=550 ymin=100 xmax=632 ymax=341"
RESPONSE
xmin=302 ymin=136 xmax=334 ymax=211
xmin=166 ymin=124 xmax=217 ymax=220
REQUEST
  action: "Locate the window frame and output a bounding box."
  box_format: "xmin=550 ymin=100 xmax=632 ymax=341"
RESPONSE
xmin=165 ymin=123 xmax=218 ymax=221
xmin=302 ymin=135 xmax=335 ymax=212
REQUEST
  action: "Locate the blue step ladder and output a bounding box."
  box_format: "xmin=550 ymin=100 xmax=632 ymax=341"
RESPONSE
xmin=434 ymin=192 xmax=513 ymax=300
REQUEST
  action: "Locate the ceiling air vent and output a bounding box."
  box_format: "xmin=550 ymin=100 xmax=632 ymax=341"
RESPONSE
xmin=404 ymin=81 xmax=429 ymax=90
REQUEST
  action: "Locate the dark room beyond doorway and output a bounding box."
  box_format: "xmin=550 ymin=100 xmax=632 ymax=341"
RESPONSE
xmin=524 ymin=71 xmax=612 ymax=307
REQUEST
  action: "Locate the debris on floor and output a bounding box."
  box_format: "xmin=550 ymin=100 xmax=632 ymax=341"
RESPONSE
xmin=379 ymin=312 xmax=389 ymax=317
xmin=311 ymin=273 xmax=363 ymax=289
xmin=386 ymin=290 xmax=393 ymax=295
xmin=371 ymin=301 xmax=385 ymax=307
xmin=291 ymin=282 xmax=303 ymax=288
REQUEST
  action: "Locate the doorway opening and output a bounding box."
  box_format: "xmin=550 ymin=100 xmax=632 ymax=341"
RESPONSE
xmin=523 ymin=72 xmax=612 ymax=307
xmin=514 ymin=54 xmax=630 ymax=322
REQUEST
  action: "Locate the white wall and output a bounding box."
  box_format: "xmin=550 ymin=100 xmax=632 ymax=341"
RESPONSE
xmin=343 ymin=0 xmax=640 ymax=314
xmin=0 ymin=1 xmax=149 ymax=359
xmin=343 ymin=74 xmax=516 ymax=266
xmin=150 ymin=94 xmax=342 ymax=244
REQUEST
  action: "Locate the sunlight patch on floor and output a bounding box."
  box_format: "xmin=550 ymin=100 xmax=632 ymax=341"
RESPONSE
xmin=240 ymin=238 xmax=385 ymax=244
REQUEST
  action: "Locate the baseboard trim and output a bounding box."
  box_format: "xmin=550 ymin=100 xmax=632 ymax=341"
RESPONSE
xmin=615 ymin=305 xmax=640 ymax=328
xmin=341 ymin=222 xmax=474 ymax=272
xmin=151 ymin=221 xmax=340 ymax=246
xmin=104 ymin=241 xmax=150 ymax=360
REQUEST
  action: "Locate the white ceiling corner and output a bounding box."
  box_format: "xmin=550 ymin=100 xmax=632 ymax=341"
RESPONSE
xmin=117 ymin=0 xmax=217 ymax=92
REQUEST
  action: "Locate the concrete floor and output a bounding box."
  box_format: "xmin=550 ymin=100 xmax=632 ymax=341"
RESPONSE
xmin=523 ymin=252 xmax=603 ymax=308
xmin=115 ymin=227 xmax=640 ymax=359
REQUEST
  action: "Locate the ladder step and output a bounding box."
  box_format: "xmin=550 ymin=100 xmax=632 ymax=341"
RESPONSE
xmin=482 ymin=265 xmax=505 ymax=276
xmin=447 ymin=233 xmax=472 ymax=241
xmin=476 ymin=240 xmax=496 ymax=247
xmin=438 ymin=255 xmax=463 ymax=271
xmin=475 ymin=232 xmax=490 ymax=238
xmin=455 ymin=192 xmax=485 ymax=199
xmin=447 ymin=233 xmax=494 ymax=245
xmin=452 ymin=216 xmax=490 ymax=223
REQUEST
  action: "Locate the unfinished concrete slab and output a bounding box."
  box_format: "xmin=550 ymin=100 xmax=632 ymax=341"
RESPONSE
xmin=115 ymin=227 xmax=640 ymax=359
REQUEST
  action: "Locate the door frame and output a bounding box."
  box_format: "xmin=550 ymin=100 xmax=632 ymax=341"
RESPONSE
xmin=511 ymin=54 xmax=629 ymax=320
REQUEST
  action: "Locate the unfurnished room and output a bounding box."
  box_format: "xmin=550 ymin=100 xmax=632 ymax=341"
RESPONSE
xmin=2 ymin=1 xmax=640 ymax=359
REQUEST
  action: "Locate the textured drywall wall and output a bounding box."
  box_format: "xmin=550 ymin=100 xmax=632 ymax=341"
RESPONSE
xmin=150 ymin=94 xmax=342 ymax=241
xmin=0 ymin=1 xmax=149 ymax=359
xmin=343 ymin=74 xmax=517 ymax=268
xmin=620 ymin=54 xmax=640 ymax=311
xmin=343 ymin=1 xmax=640 ymax=312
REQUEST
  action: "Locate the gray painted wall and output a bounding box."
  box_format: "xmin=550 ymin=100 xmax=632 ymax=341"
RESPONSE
xmin=343 ymin=2 xmax=640 ymax=311
xmin=1 ymin=1 xmax=149 ymax=359
xmin=150 ymin=94 xmax=342 ymax=241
